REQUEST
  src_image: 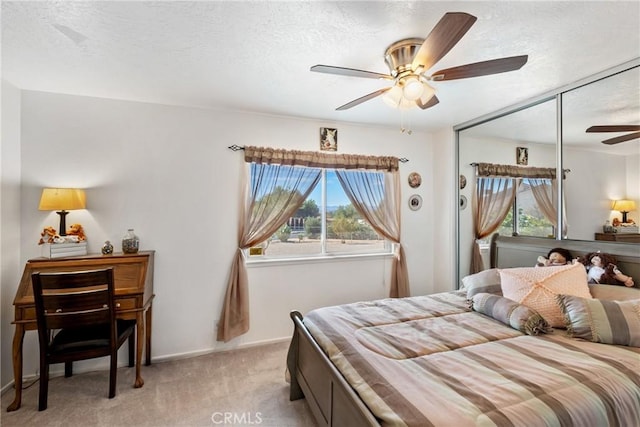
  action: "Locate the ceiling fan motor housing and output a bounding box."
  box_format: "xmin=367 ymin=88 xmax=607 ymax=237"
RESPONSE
xmin=384 ymin=38 xmax=424 ymax=78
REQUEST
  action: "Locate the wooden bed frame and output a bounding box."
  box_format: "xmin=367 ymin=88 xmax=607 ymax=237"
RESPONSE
xmin=287 ymin=236 xmax=640 ymax=426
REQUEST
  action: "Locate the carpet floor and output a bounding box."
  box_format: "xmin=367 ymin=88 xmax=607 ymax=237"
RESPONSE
xmin=1 ymin=340 xmax=317 ymax=426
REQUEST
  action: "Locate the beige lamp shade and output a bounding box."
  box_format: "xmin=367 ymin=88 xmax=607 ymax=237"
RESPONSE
xmin=612 ymin=199 xmax=636 ymax=213
xmin=39 ymin=188 xmax=86 ymax=211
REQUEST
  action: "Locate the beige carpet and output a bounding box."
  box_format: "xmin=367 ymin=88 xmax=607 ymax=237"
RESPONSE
xmin=1 ymin=341 xmax=317 ymax=426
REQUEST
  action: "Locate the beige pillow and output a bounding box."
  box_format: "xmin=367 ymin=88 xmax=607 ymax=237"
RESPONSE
xmin=499 ymin=263 xmax=591 ymax=327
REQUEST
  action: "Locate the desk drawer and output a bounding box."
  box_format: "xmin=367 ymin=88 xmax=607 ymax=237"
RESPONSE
xmin=115 ymin=297 xmax=139 ymax=311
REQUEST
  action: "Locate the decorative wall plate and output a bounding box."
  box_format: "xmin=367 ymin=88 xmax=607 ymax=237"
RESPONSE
xmin=459 ymin=174 xmax=467 ymax=189
xmin=409 ymin=194 xmax=422 ymax=211
xmin=460 ymin=195 xmax=468 ymax=210
xmin=408 ymin=172 xmax=422 ymax=188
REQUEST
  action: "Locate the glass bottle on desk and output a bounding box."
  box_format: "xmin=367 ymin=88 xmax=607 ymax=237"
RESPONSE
xmin=122 ymin=229 xmax=139 ymax=254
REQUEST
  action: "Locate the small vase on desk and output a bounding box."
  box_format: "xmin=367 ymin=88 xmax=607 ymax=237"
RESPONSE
xmin=122 ymin=229 xmax=140 ymax=254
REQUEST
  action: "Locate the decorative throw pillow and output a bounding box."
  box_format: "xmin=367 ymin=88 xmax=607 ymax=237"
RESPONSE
xmin=556 ymin=294 xmax=640 ymax=347
xmin=472 ymin=293 xmax=551 ymax=335
xmin=499 ymin=263 xmax=591 ymax=328
xmin=462 ymin=268 xmax=502 ymax=299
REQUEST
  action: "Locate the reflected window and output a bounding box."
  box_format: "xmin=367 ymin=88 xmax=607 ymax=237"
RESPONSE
xmin=498 ymin=179 xmax=555 ymax=237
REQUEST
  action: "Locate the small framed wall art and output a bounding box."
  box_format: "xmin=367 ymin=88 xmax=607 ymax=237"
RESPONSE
xmin=408 ymin=194 xmax=422 ymax=211
xmin=408 ymin=172 xmax=422 ymax=188
xmin=516 ymin=147 xmax=528 ymax=165
xmin=320 ymin=127 xmax=338 ymax=151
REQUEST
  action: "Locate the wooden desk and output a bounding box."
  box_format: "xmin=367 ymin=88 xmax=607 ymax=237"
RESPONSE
xmin=594 ymin=233 xmax=640 ymax=243
xmin=8 ymin=251 xmax=155 ymax=412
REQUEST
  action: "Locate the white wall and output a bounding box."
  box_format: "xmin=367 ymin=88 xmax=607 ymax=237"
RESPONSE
xmin=0 ymin=89 xmax=453 ymax=386
xmin=1 ymin=80 xmax=23 ymax=387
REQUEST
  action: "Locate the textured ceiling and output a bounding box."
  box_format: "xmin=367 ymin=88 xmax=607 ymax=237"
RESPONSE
xmin=2 ymin=1 xmax=640 ymax=139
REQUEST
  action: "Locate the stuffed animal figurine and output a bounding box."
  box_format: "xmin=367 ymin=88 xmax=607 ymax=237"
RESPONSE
xmin=38 ymin=226 xmax=59 ymax=244
xmin=579 ymin=252 xmax=634 ymax=287
xmin=66 ymin=223 xmax=86 ymax=241
xmin=536 ymin=247 xmax=574 ymax=267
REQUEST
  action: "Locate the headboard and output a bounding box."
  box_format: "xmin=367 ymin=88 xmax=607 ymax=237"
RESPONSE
xmin=491 ymin=235 xmax=640 ymax=289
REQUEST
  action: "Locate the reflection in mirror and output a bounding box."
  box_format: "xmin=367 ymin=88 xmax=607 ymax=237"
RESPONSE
xmin=458 ymin=99 xmax=557 ymax=279
xmin=561 ymin=66 xmax=640 ymax=241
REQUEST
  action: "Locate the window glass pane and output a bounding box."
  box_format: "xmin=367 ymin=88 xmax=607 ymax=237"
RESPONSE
xmin=514 ymin=181 xmax=554 ymax=237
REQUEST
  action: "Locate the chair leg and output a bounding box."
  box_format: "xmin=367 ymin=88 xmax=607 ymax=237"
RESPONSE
xmin=64 ymin=362 xmax=73 ymax=377
xmin=128 ymin=333 xmax=135 ymax=367
xmin=38 ymin=362 xmax=50 ymax=411
xmin=109 ymin=353 xmax=118 ymax=398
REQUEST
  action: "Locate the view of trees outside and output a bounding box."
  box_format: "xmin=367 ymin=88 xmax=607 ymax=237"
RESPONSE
xmin=497 ymin=182 xmax=554 ymax=237
xmin=252 ymin=170 xmax=387 ymax=257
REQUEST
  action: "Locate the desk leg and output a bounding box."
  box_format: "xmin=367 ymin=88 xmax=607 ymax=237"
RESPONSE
xmin=145 ymin=303 xmax=152 ymax=366
xmin=134 ymin=311 xmax=145 ymax=388
xmin=7 ymin=324 xmax=25 ymax=412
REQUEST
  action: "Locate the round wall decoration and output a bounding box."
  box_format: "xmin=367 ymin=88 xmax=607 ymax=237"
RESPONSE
xmin=409 ymin=194 xmax=422 ymax=211
xmin=459 ymin=174 xmax=467 ymax=189
xmin=460 ymin=195 xmax=468 ymax=210
xmin=408 ymin=172 xmax=422 ymax=188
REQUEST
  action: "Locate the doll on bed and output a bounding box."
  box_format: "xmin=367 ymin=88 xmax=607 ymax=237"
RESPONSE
xmin=536 ymin=247 xmax=575 ymax=267
xmin=579 ymin=252 xmax=635 ymax=287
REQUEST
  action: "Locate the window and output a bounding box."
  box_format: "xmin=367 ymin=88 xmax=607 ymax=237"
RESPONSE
xmin=249 ymin=169 xmax=391 ymax=259
xmin=498 ymin=179 xmax=555 ymax=237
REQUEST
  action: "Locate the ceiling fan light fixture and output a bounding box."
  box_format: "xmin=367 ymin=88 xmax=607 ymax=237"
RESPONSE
xmin=402 ymin=76 xmax=424 ymax=101
xmin=418 ymin=82 xmax=436 ymax=104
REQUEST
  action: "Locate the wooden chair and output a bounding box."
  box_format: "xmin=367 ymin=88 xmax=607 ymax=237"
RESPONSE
xmin=31 ymin=268 xmax=136 ymax=411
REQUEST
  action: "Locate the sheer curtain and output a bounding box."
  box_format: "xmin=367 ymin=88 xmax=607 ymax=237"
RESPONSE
xmin=471 ymin=177 xmax=517 ymax=273
xmin=528 ymin=178 xmax=568 ymax=237
xmin=217 ymin=161 xmax=321 ymax=342
xmin=335 ymin=169 xmax=408 ymax=297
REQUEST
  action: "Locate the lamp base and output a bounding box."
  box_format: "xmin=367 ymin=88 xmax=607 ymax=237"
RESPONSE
xmin=621 ymin=211 xmax=629 ymax=224
xmin=56 ymin=210 xmax=69 ymax=236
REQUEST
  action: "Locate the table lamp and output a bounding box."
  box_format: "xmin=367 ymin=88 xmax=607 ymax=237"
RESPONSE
xmin=38 ymin=188 xmax=86 ymax=236
xmin=612 ymin=199 xmax=636 ymax=224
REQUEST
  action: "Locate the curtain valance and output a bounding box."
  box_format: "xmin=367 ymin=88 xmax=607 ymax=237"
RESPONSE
xmin=244 ymin=146 xmax=399 ymax=172
xmin=475 ymin=163 xmax=566 ymax=179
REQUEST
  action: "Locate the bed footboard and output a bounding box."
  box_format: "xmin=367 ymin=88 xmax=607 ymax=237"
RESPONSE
xmin=287 ymin=311 xmax=379 ymax=427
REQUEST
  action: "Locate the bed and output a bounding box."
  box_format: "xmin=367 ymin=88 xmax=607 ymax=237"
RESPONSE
xmin=287 ymin=236 xmax=640 ymax=426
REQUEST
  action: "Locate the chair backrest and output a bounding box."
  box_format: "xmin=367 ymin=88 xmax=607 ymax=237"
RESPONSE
xmin=32 ymin=268 xmax=117 ymax=346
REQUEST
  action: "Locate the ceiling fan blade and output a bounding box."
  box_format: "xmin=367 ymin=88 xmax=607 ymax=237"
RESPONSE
xmin=416 ymin=94 xmax=440 ymax=110
xmin=601 ymin=131 xmax=640 ymax=145
xmin=411 ymin=12 xmax=477 ymax=72
xmin=336 ymin=88 xmax=391 ymax=111
xmin=430 ymin=55 xmax=528 ymax=81
xmin=311 ymin=65 xmax=393 ymax=80
xmin=586 ymin=125 xmax=640 ymax=132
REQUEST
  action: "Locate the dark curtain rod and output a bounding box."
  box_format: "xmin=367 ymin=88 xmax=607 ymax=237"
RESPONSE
xmin=229 ymin=145 xmax=408 ymax=162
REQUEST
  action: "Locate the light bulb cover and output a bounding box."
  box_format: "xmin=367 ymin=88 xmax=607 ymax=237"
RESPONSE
xmin=402 ymin=76 xmax=424 ymax=101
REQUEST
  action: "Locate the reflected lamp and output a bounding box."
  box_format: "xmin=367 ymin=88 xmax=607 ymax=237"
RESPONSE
xmin=612 ymin=199 xmax=636 ymax=224
xmin=38 ymin=188 xmax=86 ymax=236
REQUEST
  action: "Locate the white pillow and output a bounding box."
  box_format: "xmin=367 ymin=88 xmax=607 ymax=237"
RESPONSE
xmin=499 ymin=263 xmax=591 ymax=328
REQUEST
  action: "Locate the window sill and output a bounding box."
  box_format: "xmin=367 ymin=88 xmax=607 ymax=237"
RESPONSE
xmin=245 ymin=251 xmax=395 ymax=268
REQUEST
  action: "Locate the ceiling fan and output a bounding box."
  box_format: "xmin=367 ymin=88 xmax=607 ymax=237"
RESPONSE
xmin=586 ymin=125 xmax=640 ymax=145
xmin=311 ymin=12 xmax=528 ymax=111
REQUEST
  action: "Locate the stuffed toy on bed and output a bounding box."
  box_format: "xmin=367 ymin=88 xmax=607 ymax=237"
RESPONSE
xmin=536 ymin=247 xmax=575 ymax=267
xmin=579 ymin=252 xmax=635 ymax=287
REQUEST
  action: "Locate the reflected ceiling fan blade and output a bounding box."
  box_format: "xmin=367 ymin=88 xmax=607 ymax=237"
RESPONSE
xmin=601 ymin=132 xmax=640 ymax=145
xmin=310 ymin=65 xmax=393 ymax=80
xmin=416 ymin=94 xmax=439 ymax=110
xmin=336 ymin=88 xmax=391 ymax=110
xmin=411 ymin=12 xmax=477 ymax=72
xmin=430 ymin=55 xmax=528 ymax=81
xmin=586 ymin=125 xmax=640 ymax=132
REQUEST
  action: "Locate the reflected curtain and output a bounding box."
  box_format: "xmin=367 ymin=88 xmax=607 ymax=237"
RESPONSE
xmin=471 ymin=177 xmax=517 ymax=273
xmin=217 ymin=161 xmax=321 ymax=342
xmin=528 ymin=178 xmax=568 ymax=237
xmin=335 ymin=169 xmax=408 ymax=297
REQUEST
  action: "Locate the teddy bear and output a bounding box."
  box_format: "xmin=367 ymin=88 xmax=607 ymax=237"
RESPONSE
xmin=579 ymin=252 xmax=634 ymax=287
xmin=38 ymin=226 xmax=59 ymax=244
xmin=66 ymin=223 xmax=86 ymax=241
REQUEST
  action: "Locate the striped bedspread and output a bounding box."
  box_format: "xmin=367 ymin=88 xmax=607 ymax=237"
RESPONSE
xmin=303 ymin=291 xmax=640 ymax=427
